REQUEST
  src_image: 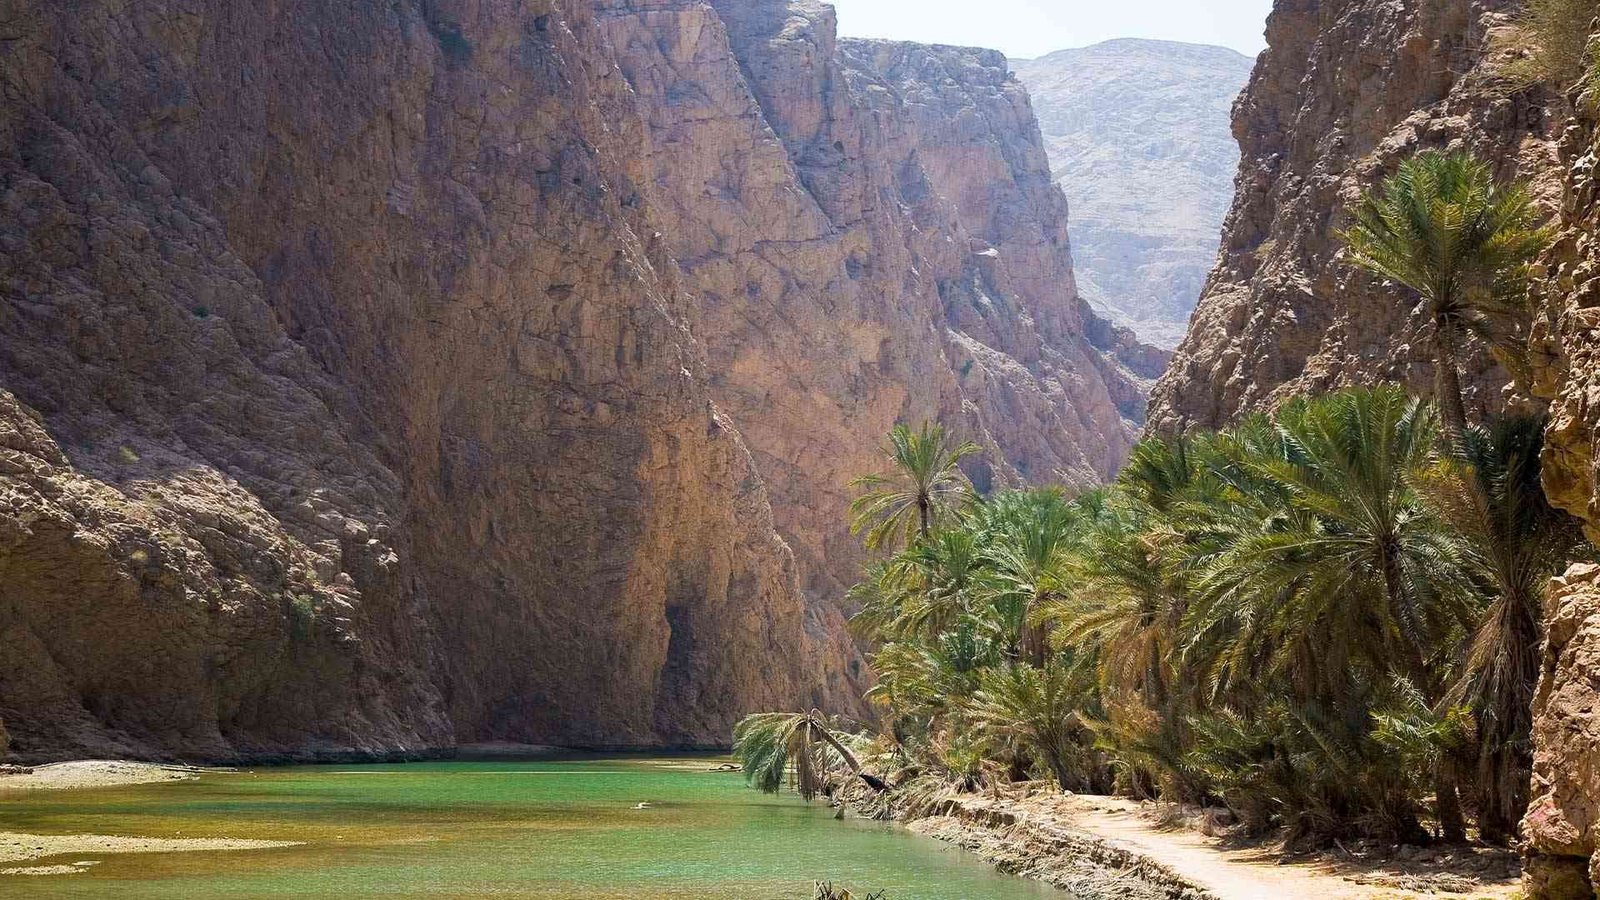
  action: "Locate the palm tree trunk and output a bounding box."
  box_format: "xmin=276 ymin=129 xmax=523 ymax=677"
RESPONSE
xmin=811 ymin=719 xmax=862 ymax=775
xmin=917 ymin=494 xmax=930 ymax=537
xmin=1477 ymin=743 xmax=1519 ymax=844
xmin=1022 ymin=616 xmax=1048 ymax=667
xmin=1040 ymin=733 xmax=1076 ymax=792
xmin=1476 ymin=586 xmax=1542 ymax=844
xmin=1380 ymin=541 xmax=1467 ymax=843
xmin=808 ymin=711 xmax=887 ymax=793
xmin=1434 ymin=322 xmax=1471 ymax=448
xmin=1434 ymin=759 xmax=1468 ymax=844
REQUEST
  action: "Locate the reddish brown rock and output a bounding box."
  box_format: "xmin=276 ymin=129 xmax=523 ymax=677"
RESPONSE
xmin=0 ymin=0 xmax=860 ymax=759
xmin=1522 ymin=52 xmax=1600 ymax=898
xmin=595 ymin=0 xmax=1157 ymax=600
xmin=0 ymin=0 xmax=1144 ymax=759
xmin=1147 ymin=0 xmax=1563 ymax=432
xmin=1523 ymin=565 xmax=1600 ymax=898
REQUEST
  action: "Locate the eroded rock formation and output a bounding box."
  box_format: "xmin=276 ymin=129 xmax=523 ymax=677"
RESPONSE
xmin=0 ymin=0 xmax=1142 ymax=759
xmin=594 ymin=0 xmax=1158 ymax=600
xmin=1523 ymin=565 xmax=1600 ymax=898
xmin=1522 ymin=64 xmax=1600 ymax=899
xmin=1147 ymin=0 xmax=1563 ymax=432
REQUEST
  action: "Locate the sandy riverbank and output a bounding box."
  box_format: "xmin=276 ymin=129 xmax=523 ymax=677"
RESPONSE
xmin=0 ymin=832 xmax=301 ymax=876
xmin=0 ymin=762 xmax=298 ymax=877
xmin=903 ymin=791 xmax=1520 ymax=900
xmin=0 ymin=760 xmax=206 ymax=792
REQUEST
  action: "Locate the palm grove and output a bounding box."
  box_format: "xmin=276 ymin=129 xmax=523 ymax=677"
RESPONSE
xmin=733 ymin=150 xmax=1590 ymax=847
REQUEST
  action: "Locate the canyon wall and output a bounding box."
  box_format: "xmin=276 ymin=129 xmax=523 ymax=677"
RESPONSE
xmin=594 ymin=0 xmax=1158 ymax=600
xmin=1147 ymin=0 xmax=1562 ymax=432
xmin=0 ymin=0 xmax=862 ymax=758
xmin=1522 ymin=60 xmax=1600 ymax=899
xmin=0 ymin=0 xmax=1142 ymax=759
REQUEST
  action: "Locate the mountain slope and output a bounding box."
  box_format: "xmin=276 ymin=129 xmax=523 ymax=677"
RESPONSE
xmin=1013 ymin=39 xmax=1254 ymax=349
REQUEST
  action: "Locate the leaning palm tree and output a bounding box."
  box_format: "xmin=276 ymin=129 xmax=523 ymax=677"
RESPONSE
xmin=1340 ymin=151 xmax=1553 ymax=445
xmin=1186 ymin=387 xmax=1480 ymax=840
xmin=1421 ymin=416 xmax=1588 ymax=842
xmin=732 ymin=711 xmax=887 ymax=801
xmin=849 ymin=422 xmax=980 ymax=550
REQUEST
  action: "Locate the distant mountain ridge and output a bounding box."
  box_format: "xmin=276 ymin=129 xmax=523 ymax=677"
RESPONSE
xmin=1013 ymin=39 xmax=1253 ymax=348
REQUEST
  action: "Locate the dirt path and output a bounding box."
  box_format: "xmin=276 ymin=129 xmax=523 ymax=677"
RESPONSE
xmin=1056 ymin=795 xmax=1519 ymax=900
xmin=904 ymin=788 xmax=1521 ymax=900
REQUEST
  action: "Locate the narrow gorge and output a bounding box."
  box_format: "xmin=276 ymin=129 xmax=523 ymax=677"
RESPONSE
xmin=8 ymin=0 xmax=1600 ymax=897
xmin=0 ymin=0 xmax=1154 ymax=761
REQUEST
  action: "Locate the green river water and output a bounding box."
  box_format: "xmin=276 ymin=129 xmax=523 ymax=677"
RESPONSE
xmin=0 ymin=757 xmax=1063 ymax=898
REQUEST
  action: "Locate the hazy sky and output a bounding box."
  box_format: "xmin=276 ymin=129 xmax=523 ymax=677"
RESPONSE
xmin=825 ymin=0 xmax=1274 ymax=58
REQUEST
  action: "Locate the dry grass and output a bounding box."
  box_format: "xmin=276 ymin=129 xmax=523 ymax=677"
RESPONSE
xmin=1496 ymin=0 xmax=1599 ymax=89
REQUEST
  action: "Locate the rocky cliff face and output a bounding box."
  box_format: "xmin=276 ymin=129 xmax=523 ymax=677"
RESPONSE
xmin=595 ymin=0 xmax=1158 ymax=601
xmin=1014 ymin=40 xmax=1255 ymax=349
xmin=1522 ymin=65 xmax=1600 ymax=899
xmin=0 ymin=0 xmax=1141 ymax=760
xmin=0 ymin=0 xmax=857 ymax=759
xmin=1147 ymin=0 xmax=1563 ymax=432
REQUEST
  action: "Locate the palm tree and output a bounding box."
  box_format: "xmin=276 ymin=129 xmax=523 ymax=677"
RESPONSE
xmin=1421 ymin=416 xmax=1587 ymax=842
xmin=976 ymin=489 xmax=1083 ymax=664
xmin=1186 ymin=387 xmax=1480 ymax=840
xmin=849 ymin=422 xmax=979 ymax=550
xmin=966 ymin=661 xmax=1092 ymax=792
xmin=863 ymin=620 xmax=1002 ymax=728
xmin=1045 ymin=502 xmax=1178 ymax=707
xmin=732 ymin=711 xmax=887 ymax=801
xmin=1340 ymin=151 xmax=1553 ymax=445
xmin=886 ymin=528 xmax=988 ymax=641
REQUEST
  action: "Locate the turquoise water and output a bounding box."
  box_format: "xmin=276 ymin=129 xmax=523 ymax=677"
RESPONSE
xmin=0 ymin=757 xmax=1062 ymax=898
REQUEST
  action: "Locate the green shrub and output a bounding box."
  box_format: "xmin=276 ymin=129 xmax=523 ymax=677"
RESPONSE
xmin=1498 ymin=0 xmax=1598 ymax=88
xmin=288 ymin=593 xmax=317 ymax=641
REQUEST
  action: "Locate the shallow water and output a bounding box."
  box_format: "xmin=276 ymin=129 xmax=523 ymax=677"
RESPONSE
xmin=0 ymin=756 xmax=1064 ymax=898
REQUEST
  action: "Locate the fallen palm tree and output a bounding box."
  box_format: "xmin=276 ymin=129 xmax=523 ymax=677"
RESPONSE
xmin=733 ymin=710 xmax=889 ymax=801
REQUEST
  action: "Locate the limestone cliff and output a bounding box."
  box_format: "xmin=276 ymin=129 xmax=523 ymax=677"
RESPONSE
xmin=0 ymin=0 xmax=861 ymax=759
xmin=0 ymin=0 xmax=1140 ymax=759
xmin=1522 ymin=62 xmax=1600 ymax=898
xmin=595 ymin=0 xmax=1158 ymax=602
xmin=1148 ymin=0 xmax=1563 ymax=432
xmin=1014 ymin=40 xmax=1255 ymax=349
